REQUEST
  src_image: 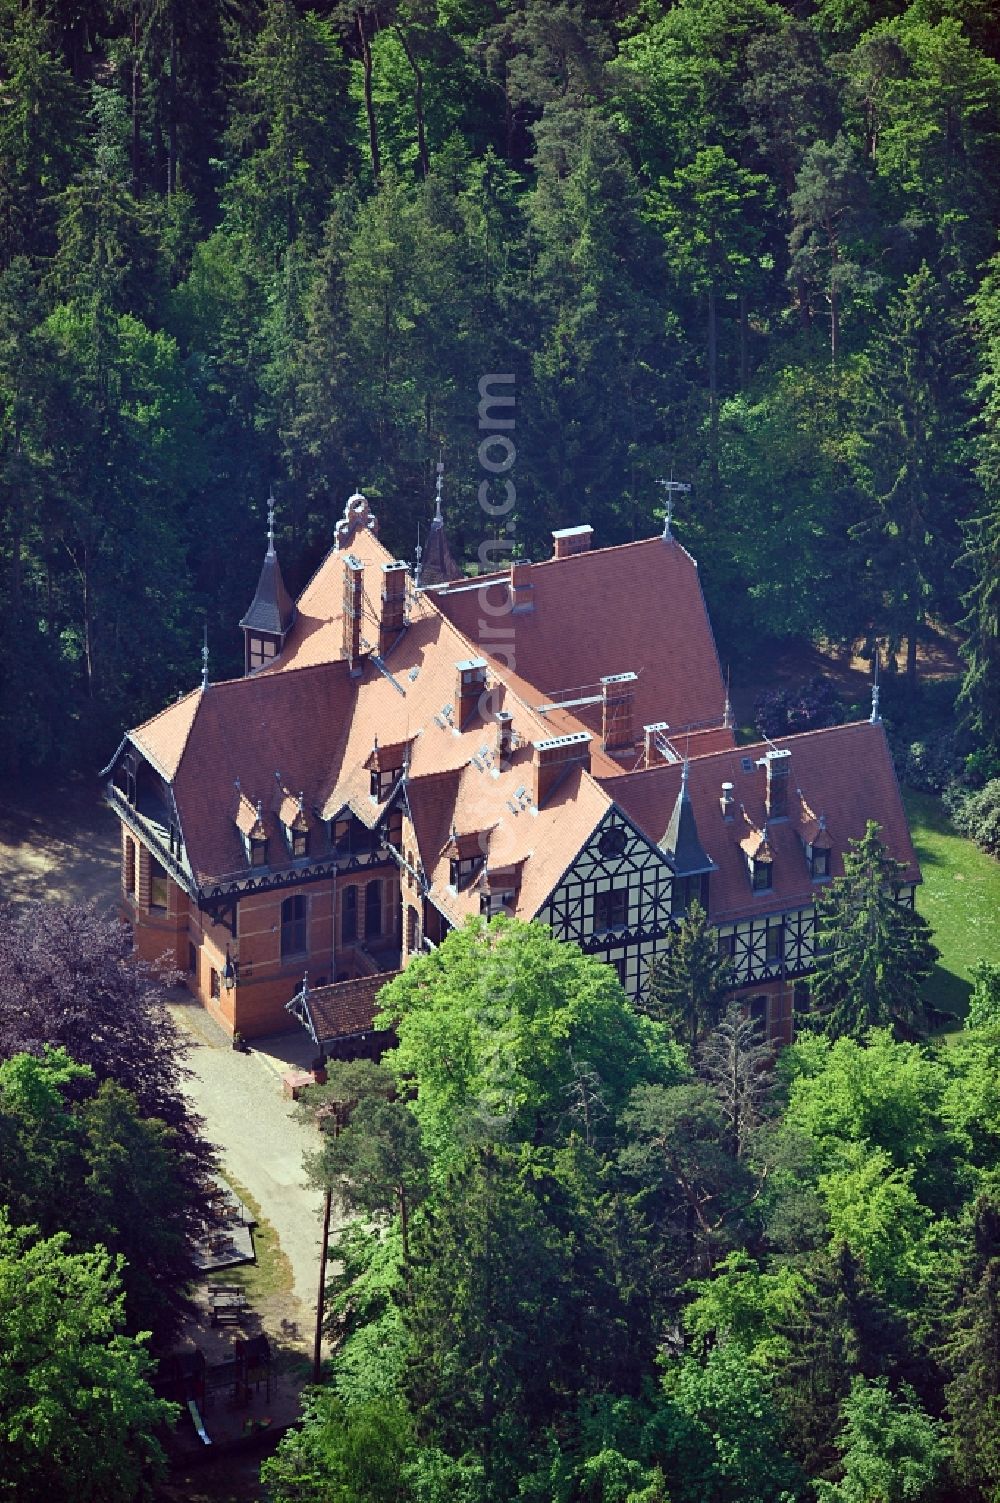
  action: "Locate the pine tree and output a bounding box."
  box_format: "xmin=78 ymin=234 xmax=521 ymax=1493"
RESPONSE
xmin=943 ymin=1192 xmax=1000 ymax=1495
xmin=810 ymin=821 xmax=938 ymax=1042
xmin=643 ymin=899 xmax=734 ymax=1054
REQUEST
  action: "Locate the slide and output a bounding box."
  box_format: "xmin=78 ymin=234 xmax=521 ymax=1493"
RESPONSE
xmin=187 ymin=1399 xmax=212 ymax=1445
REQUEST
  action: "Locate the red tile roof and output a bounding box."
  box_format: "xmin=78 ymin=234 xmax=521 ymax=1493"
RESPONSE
xmin=601 ymin=719 xmax=918 ymax=923
xmin=297 ymin=971 xmax=401 ymax=1044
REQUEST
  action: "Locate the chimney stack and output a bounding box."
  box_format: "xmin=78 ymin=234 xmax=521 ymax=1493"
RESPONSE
xmin=643 ymin=722 xmax=670 ymax=768
xmin=379 ymin=561 xmax=408 ymax=656
xmin=510 ymin=560 xmax=533 ymax=613
xmin=456 ymin=657 xmax=487 ymax=731
xmin=601 ymin=673 xmax=637 ymax=752
xmin=342 ymin=555 xmax=365 ymax=675
xmin=759 ymin=748 xmax=792 ymax=820
xmin=496 ymin=709 xmax=514 ymax=763
xmin=720 ymin=781 xmax=735 ymax=820
xmin=532 ymin=732 xmax=591 ymax=808
xmin=551 ymin=524 xmax=593 ymax=560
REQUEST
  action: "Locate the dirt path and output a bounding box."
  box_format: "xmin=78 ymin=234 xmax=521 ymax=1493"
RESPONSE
xmin=0 ymin=776 xmax=119 ymax=908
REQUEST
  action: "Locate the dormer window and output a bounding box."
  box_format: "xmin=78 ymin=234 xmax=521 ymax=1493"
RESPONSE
xmin=291 ymin=828 xmax=309 ymax=859
xmin=250 ymin=836 xmax=269 ymax=867
xmin=248 ymin=635 xmax=278 ymax=671
xmin=450 ymin=853 xmax=484 ymax=889
xmin=751 ymin=857 xmax=772 ymax=893
xmin=370 ymin=764 xmax=402 ymax=799
xmin=809 ymin=846 xmax=830 ymax=880
xmin=481 ymin=889 xmax=514 ymax=918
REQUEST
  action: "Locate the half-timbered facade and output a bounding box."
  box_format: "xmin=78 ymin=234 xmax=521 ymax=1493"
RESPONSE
xmin=106 ymin=489 xmax=919 ymax=1044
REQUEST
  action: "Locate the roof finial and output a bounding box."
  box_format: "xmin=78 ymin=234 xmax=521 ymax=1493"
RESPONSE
xmin=723 ymin=665 xmax=733 ymax=730
xmin=657 ymin=474 xmax=691 ymax=541
xmin=434 ymin=460 xmax=444 ymax=525
xmin=267 ymin=492 xmax=276 ymax=556
xmin=681 ymin=758 xmax=690 ymax=797
xmin=201 ymin=622 xmax=210 ymax=691
xmin=870 ymin=646 xmax=881 ymax=723
xmin=413 ymin=522 xmax=423 ymax=589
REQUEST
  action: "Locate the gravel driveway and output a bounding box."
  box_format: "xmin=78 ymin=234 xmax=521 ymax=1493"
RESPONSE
xmin=169 ymin=997 xmax=327 ymax=1338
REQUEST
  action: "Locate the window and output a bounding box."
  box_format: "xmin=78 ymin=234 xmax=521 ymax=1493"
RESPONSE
xmin=342 ymin=886 xmax=358 ymax=943
xmin=333 ymin=818 xmax=352 ymax=855
xmin=290 ymin=827 xmax=309 ymax=859
xmin=751 ymin=858 xmax=772 ymax=893
xmin=248 ymin=635 xmax=278 ymax=671
xmin=406 ymin=906 xmax=418 ymax=953
xmin=765 ymin=922 xmax=784 ymax=963
xmin=281 ymin=894 xmax=308 ymax=958
xmin=210 ymin=968 xmax=221 ymax=999
xmin=150 ymin=857 xmax=169 ymax=913
xmin=749 ymin=994 xmax=768 ymax=1032
xmin=370 ymin=765 xmax=402 ymax=800
xmin=480 ymin=889 xmax=514 ymax=918
xmin=385 ymin=809 xmax=403 ymax=848
xmin=449 ymin=853 xmax=484 ymax=889
xmin=598 ymin=826 xmax=627 ymax=860
xmin=365 ymin=880 xmax=382 ymax=938
xmin=250 ymin=836 xmax=269 ymax=868
xmin=810 ymin=846 xmax=831 ymax=880
xmin=594 ymin=888 xmax=628 ymax=931
xmin=717 ymin=932 xmax=736 ymax=959
xmin=123 ymin=837 xmax=136 ymax=896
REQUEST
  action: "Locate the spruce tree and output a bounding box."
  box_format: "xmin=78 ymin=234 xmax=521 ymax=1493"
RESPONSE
xmin=810 ymin=821 xmax=938 ymax=1042
xmin=643 ymin=899 xmax=734 ymax=1054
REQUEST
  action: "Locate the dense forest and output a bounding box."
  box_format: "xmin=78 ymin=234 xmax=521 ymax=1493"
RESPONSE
xmin=0 ymin=0 xmax=998 ymax=777
xmin=260 ymin=913 xmax=1000 ymax=1503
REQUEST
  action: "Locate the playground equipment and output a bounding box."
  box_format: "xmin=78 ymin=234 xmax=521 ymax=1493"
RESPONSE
xmin=187 ymin=1399 xmax=212 ymax=1445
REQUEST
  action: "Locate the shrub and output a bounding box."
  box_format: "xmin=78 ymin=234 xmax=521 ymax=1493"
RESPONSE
xmin=900 ymin=733 xmax=964 ymax=794
xmin=948 ymin=779 xmax=1000 ymax=858
xmin=754 ymin=676 xmax=845 ymax=739
xmin=966 ymin=963 xmax=1000 ymax=1031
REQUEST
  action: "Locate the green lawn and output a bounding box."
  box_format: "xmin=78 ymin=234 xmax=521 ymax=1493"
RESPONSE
xmin=904 ymin=787 xmax=1000 ymax=1021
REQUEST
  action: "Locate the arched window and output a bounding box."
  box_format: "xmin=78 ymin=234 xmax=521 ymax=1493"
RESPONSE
xmin=281 ymin=894 xmax=307 ymax=958
xmin=406 ymin=906 xmax=418 ymax=954
xmin=342 ymin=886 xmax=358 ymax=943
xmin=365 ymin=880 xmax=382 ymax=938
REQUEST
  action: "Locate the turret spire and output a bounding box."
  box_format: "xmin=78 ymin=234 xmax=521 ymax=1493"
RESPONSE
xmin=201 ymin=623 xmax=210 ymax=691
xmin=870 ymin=648 xmax=881 ymax=723
xmin=240 ymin=492 xmax=296 ymax=675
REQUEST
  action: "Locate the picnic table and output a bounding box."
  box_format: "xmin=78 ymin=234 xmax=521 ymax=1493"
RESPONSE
xmin=208 ymin=1285 xmax=247 ymax=1327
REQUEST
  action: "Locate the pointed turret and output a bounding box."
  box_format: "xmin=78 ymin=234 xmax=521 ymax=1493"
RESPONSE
xmin=240 ymin=495 xmax=296 ymax=674
xmin=420 ymin=462 xmax=461 ymax=586
xmin=661 ymin=762 xmax=714 ymax=877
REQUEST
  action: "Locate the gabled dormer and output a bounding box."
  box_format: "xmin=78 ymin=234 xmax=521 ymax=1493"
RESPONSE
xmin=801 ymin=811 xmax=833 ymax=881
xmin=275 ymin=780 xmax=310 ymax=860
xmin=445 ymin=827 xmax=489 ymax=890
xmin=366 ymin=737 xmax=410 ymax=802
xmin=740 ymin=824 xmax=774 ymax=893
xmin=240 ymin=496 xmax=295 ymax=674
xmin=235 ymin=792 xmax=269 ymax=868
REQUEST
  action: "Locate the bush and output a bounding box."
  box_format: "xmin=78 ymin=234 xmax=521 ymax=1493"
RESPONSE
xmin=754 ymin=676 xmax=845 ymax=739
xmin=965 ymin=963 xmax=1000 ymax=1031
xmin=900 ymin=732 xmax=965 ymax=794
xmin=948 ymin=779 xmax=1000 ymax=858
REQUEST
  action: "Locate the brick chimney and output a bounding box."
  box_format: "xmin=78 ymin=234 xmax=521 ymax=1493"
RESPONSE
xmin=532 ymin=732 xmax=591 ymax=807
xmin=510 ymin=560 xmax=533 ymax=612
xmin=378 ymin=561 xmax=408 ymax=656
xmin=551 ymin=525 xmax=593 ymax=560
xmin=496 ymin=709 xmax=514 ymax=763
xmin=342 ymin=555 xmax=365 ymax=675
xmin=601 ymin=673 xmax=637 ymax=752
xmin=643 ymin=722 xmax=670 ymax=768
xmin=456 ymin=657 xmax=487 ymax=731
xmin=758 ymin=748 xmax=792 ymax=820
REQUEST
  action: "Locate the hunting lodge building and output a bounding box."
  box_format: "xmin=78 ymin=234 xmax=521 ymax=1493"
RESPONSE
xmin=105 ymin=491 xmax=919 ymax=1054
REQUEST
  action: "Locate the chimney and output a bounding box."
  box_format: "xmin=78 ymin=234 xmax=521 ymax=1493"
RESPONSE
xmin=551 ymin=525 xmax=593 ymax=560
xmin=643 ymin=722 xmax=670 ymax=768
xmin=379 ymin=561 xmax=408 ymax=656
xmin=720 ymin=781 xmax=735 ymax=821
xmin=759 ymin=748 xmax=792 ymax=820
xmin=601 ymin=673 xmax=637 ymax=752
xmin=510 ymin=560 xmax=533 ymax=612
xmin=456 ymin=657 xmax=487 ymax=731
xmin=342 ymin=554 xmax=365 ymax=675
xmin=532 ymin=732 xmax=592 ymax=808
xmin=496 ymin=709 xmax=514 ymax=763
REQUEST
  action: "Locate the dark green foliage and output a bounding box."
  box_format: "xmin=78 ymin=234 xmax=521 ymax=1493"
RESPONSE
xmin=643 ymin=899 xmax=734 ymax=1054
xmin=947 ymin=777 xmax=1000 ymax=856
xmin=810 ymin=821 xmax=939 ymax=1040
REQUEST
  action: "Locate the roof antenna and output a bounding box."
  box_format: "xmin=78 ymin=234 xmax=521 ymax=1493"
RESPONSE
xmin=434 ymin=460 xmax=444 ymax=525
xmin=201 ymin=622 xmax=210 ymax=691
xmin=266 ymin=491 xmax=276 ymax=556
xmin=870 ymin=644 xmax=881 ymax=723
xmin=657 ymin=473 xmax=691 ymax=541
